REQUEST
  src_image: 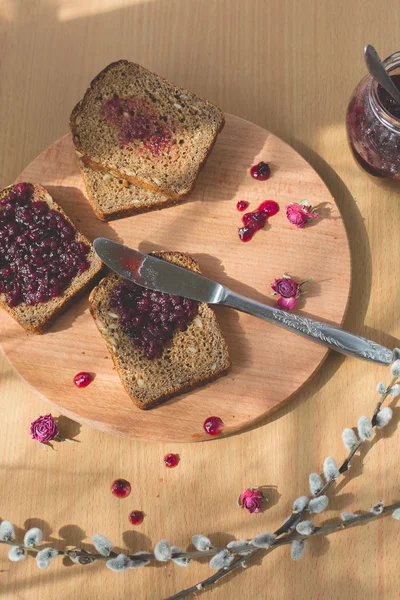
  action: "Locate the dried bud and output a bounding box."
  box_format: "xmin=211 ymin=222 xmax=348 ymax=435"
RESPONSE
xmin=293 ymin=496 xmax=309 ymax=513
xmin=357 ymin=416 xmax=373 ymax=441
xmin=8 ymin=546 xmax=26 ymax=562
xmin=309 ymin=473 xmax=324 ymax=496
xmin=392 ymin=508 xmax=400 ymax=520
xmin=295 ymin=521 xmax=315 ymax=536
xmin=209 ymin=549 xmax=233 ymax=570
xmin=69 ymin=550 xmax=94 ymax=565
xmin=323 ymin=457 xmax=340 ymax=482
xmin=342 ymin=428 xmax=358 ymax=450
xmin=36 ymin=548 xmax=58 ymax=569
xmin=286 ymin=201 xmax=318 ymax=228
xmin=106 ymin=554 xmax=131 ymax=572
xmin=24 ymin=527 xmax=43 ymax=547
xmin=389 ymin=384 xmax=400 ymax=398
xmin=341 ymin=512 xmax=357 ymax=521
xmin=251 ymin=532 xmax=276 ymax=548
xmin=371 ymin=500 xmax=384 ymax=515
xmin=154 ymin=540 xmax=172 ymax=561
xmin=375 ymin=407 xmax=393 ymax=429
xmin=78 ymin=556 xmax=93 ymax=565
xmin=308 ymin=495 xmax=329 ymax=514
xmin=192 ymin=534 xmax=212 ymax=551
xmin=92 ymin=534 xmax=113 ymax=557
xmin=376 ymin=382 xmax=387 ymax=394
xmin=238 ymin=488 xmax=265 ymax=513
xmin=290 ymin=539 xmax=305 ymax=560
xmin=390 ymin=359 xmax=400 ymax=378
xmin=0 ymin=520 xmax=15 ymax=542
xmin=171 ymin=546 xmax=191 ymax=567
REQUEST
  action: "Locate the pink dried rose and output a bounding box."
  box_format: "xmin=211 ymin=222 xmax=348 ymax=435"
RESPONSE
xmin=30 ymin=414 xmax=59 ymax=443
xmin=271 ymin=274 xmax=311 ymax=311
xmin=238 ymin=488 xmax=265 ymax=514
xmin=286 ymin=200 xmax=318 ymax=228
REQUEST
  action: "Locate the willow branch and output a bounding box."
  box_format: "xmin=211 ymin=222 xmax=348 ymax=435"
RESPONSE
xmin=164 ymin=502 xmax=400 ymax=600
xmin=2 ymin=368 xmax=398 ymax=599
xmin=163 ymin=375 xmax=399 ymax=599
xmin=163 ymin=548 xmax=261 ymax=600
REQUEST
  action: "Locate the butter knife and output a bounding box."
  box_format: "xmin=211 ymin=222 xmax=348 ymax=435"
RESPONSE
xmin=93 ymin=238 xmax=393 ymax=365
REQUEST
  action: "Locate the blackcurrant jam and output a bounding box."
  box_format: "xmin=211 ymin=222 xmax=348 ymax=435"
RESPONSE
xmin=346 ymin=52 xmax=400 ymax=182
xmin=109 ymin=279 xmax=198 ymax=359
xmin=0 ymin=183 xmax=90 ymax=307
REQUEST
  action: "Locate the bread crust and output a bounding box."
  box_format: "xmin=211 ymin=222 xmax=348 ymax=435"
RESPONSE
xmin=78 ymin=159 xmax=185 ymax=221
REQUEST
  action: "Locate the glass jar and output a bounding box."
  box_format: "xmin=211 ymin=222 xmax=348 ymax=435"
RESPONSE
xmin=346 ymin=51 xmax=400 ymax=181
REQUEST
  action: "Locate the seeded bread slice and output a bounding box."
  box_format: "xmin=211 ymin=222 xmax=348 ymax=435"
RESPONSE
xmin=89 ymin=252 xmax=231 ymax=409
xmin=0 ymin=183 xmax=103 ymax=333
xmin=79 ymin=159 xmax=184 ymax=221
xmin=70 ymin=60 xmax=224 ymax=199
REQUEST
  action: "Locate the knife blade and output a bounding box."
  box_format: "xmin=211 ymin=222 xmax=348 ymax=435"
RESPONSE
xmin=93 ymin=237 xmax=394 ymax=366
xmin=93 ymin=238 xmax=225 ymax=303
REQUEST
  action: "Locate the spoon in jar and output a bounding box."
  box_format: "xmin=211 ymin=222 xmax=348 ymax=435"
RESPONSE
xmin=364 ymin=44 xmax=400 ymax=106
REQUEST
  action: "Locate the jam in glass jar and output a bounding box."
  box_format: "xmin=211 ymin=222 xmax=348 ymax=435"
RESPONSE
xmin=346 ymin=51 xmax=400 ymax=181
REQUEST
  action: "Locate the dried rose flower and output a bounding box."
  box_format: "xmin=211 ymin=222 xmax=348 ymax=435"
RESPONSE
xmin=238 ymin=488 xmax=265 ymax=514
xmin=271 ymin=276 xmax=300 ymax=300
xmin=286 ymin=200 xmax=318 ymax=228
xmin=30 ymin=414 xmax=59 ymax=443
xmin=271 ymin=274 xmax=311 ymax=311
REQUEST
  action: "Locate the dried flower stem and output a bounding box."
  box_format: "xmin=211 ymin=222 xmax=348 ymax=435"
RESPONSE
xmin=163 ymin=549 xmax=260 ymax=600
xmin=164 ymin=502 xmax=400 ymax=600
xmin=2 ymin=499 xmax=399 ymax=598
xmin=2 ymin=369 xmax=399 ymax=598
xmin=163 ymin=372 xmax=399 ymax=599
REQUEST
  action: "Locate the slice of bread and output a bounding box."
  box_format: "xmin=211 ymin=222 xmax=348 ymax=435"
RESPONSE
xmin=79 ymin=158 xmax=184 ymax=221
xmin=0 ymin=183 xmax=103 ymax=333
xmin=70 ymin=61 xmax=224 ymax=199
xmin=89 ymin=252 xmax=231 ymax=409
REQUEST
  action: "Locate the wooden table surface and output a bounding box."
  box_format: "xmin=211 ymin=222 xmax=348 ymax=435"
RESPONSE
xmin=1 ymin=1 xmax=400 ymax=599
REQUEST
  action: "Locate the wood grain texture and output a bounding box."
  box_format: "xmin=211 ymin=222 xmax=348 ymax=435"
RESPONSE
xmin=0 ymin=0 xmax=399 ymax=598
xmin=0 ymin=119 xmax=351 ymax=441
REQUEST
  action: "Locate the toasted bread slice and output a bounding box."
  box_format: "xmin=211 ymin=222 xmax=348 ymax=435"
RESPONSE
xmin=0 ymin=183 xmax=103 ymax=333
xmin=79 ymin=158 xmax=183 ymax=221
xmin=70 ymin=61 xmax=224 ymax=199
xmin=89 ymin=252 xmax=230 ymax=409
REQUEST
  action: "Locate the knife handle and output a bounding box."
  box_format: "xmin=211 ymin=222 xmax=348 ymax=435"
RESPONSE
xmin=222 ymin=291 xmax=393 ymax=365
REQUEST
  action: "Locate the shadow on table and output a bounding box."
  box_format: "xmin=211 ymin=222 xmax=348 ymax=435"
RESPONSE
xmin=57 ymin=415 xmax=82 ymax=441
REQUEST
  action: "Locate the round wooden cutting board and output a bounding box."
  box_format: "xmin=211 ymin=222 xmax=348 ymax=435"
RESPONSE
xmin=0 ymin=114 xmax=351 ymax=442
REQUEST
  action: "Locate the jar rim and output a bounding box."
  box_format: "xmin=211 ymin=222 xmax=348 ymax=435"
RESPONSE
xmin=370 ymin=51 xmax=400 ymax=130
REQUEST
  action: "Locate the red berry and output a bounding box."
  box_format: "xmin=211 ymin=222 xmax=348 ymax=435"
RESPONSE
xmin=203 ymin=416 xmax=224 ymax=436
xmin=129 ymin=510 xmax=144 ymax=525
xmin=238 ymin=226 xmax=254 ymax=242
xmin=236 ymin=200 xmax=249 ymax=212
xmin=258 ymin=200 xmax=279 ymax=217
xmin=250 ymin=161 xmax=271 ymax=180
xmin=73 ymin=372 xmax=92 ymax=388
xmin=164 ymin=453 xmax=179 ymax=468
xmin=109 ymin=278 xmax=199 ymax=360
xmin=111 ymin=479 xmax=131 ymax=498
xmin=242 ymin=210 xmax=267 ymax=229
